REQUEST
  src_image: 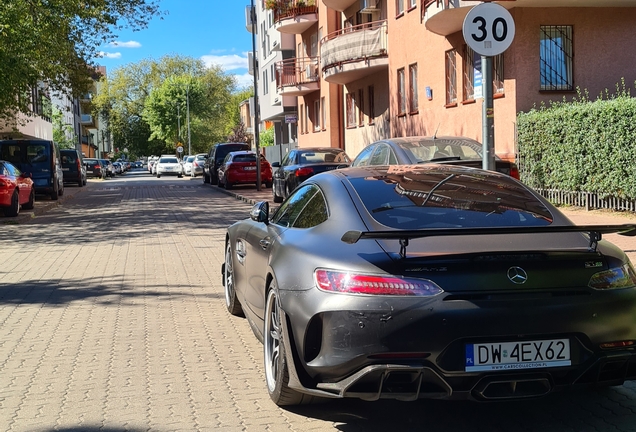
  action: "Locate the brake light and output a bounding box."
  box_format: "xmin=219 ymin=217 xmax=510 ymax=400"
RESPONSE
xmin=600 ymin=341 xmax=635 ymax=350
xmin=589 ymin=263 xmax=636 ymax=290
xmin=315 ymin=269 xmax=443 ymax=296
xmin=510 ymin=164 xmax=520 ymax=180
xmin=296 ymin=167 xmax=314 ymax=177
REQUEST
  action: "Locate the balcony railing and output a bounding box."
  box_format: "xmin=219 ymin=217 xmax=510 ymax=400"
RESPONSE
xmin=320 ymin=20 xmax=388 ymax=83
xmin=272 ymin=2 xmax=318 ymax=23
xmin=276 ymin=56 xmax=320 ymax=90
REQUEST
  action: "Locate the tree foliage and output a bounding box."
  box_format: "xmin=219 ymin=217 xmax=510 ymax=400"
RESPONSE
xmin=0 ymin=0 xmax=162 ymax=120
xmin=52 ymin=107 xmax=76 ymax=149
xmin=227 ymin=122 xmax=249 ymax=144
xmin=94 ymin=55 xmax=240 ymax=157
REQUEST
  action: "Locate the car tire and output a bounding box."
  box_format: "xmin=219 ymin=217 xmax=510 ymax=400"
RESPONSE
xmin=22 ymin=188 xmax=35 ymax=210
xmin=78 ymin=178 xmax=83 ymax=187
xmin=59 ymin=183 xmax=64 ymax=196
xmin=157 ymin=174 xmax=161 ymax=178
xmin=50 ymin=181 xmax=59 ymax=201
xmin=223 ymin=243 xmax=243 ymax=316
xmin=178 ymin=174 xmax=183 ymax=178
xmin=210 ymin=175 xmax=218 ymax=185
xmin=272 ymin=186 xmax=283 ymax=204
xmin=224 ymin=180 xmax=232 ymax=190
xmin=264 ymin=181 xmax=273 ymax=189
xmin=4 ymin=191 xmax=19 ymax=217
xmin=264 ymin=286 xmax=314 ymax=406
xmin=203 ymin=172 xmax=210 ymax=184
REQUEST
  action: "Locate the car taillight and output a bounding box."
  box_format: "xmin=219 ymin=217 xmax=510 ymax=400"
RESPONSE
xmin=315 ymin=269 xmax=443 ymax=296
xmin=600 ymin=340 xmax=635 ymax=350
xmin=0 ymin=180 xmax=6 ymax=187
xmin=589 ymin=263 xmax=636 ymax=290
xmin=510 ymin=164 xmax=520 ymax=180
xmin=296 ymin=167 xmax=314 ymax=177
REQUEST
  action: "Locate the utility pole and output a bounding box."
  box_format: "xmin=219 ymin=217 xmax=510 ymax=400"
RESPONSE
xmin=186 ymin=85 xmax=191 ymax=156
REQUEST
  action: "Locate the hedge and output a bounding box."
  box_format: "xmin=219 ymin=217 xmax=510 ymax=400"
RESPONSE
xmin=517 ymin=82 xmax=636 ymax=199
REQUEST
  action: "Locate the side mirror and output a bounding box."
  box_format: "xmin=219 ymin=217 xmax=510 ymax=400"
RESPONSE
xmin=250 ymin=201 xmax=270 ymax=224
xmin=271 ymin=162 xmax=281 ymax=168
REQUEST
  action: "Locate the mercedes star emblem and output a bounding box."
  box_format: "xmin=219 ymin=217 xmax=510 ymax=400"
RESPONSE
xmin=507 ymin=266 xmax=528 ymax=284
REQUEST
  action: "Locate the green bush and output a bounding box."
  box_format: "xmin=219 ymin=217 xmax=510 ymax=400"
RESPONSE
xmin=517 ymin=81 xmax=636 ymax=199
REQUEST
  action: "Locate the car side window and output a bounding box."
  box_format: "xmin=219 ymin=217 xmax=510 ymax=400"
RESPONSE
xmin=388 ymin=148 xmax=398 ymax=165
xmin=369 ymin=144 xmax=390 ymax=165
xmin=271 ymin=184 xmax=326 ymax=228
xmin=353 ymin=145 xmax=375 ymax=167
xmin=285 ymin=151 xmax=296 ymax=166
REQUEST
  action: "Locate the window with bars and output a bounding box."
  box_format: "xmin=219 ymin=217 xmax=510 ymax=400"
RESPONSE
xmin=358 ymin=89 xmax=365 ymax=126
xmin=397 ymin=68 xmax=406 ymax=115
xmin=445 ymin=50 xmax=457 ymax=105
xmin=409 ymin=63 xmax=418 ymax=113
xmin=540 ymin=25 xmax=573 ymax=91
xmin=493 ymin=53 xmax=504 ymax=94
xmin=462 ymin=46 xmax=504 ymax=101
xmin=368 ymin=86 xmax=375 ymax=125
xmin=463 ymin=46 xmax=475 ymax=101
xmin=314 ymin=99 xmax=321 ymax=131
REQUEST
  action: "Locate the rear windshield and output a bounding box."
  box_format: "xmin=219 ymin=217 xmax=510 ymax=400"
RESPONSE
xmin=350 ymin=166 xmax=553 ymax=229
xmin=299 ymin=151 xmax=349 ymax=164
xmin=186 ymin=156 xmax=195 ymax=162
xmin=61 ymin=152 xmax=78 ymax=165
xmin=0 ymin=143 xmax=51 ymax=165
xmin=233 ymin=154 xmax=256 ymax=163
xmin=85 ymin=159 xmax=100 ymax=167
xmin=195 ymin=154 xmax=205 ymax=161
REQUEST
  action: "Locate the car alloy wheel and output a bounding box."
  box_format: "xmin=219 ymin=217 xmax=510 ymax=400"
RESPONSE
xmin=224 ymin=243 xmax=243 ymax=316
xmin=5 ymin=191 xmax=19 ymax=216
xmin=264 ymin=285 xmax=309 ymax=406
xmin=22 ymin=188 xmax=35 ymax=210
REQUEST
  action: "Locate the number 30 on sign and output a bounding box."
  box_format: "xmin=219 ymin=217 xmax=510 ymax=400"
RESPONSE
xmin=462 ymin=3 xmax=515 ymax=57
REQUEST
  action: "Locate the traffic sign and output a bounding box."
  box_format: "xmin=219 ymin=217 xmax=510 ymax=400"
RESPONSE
xmin=463 ymin=3 xmax=515 ymax=57
xmin=285 ymin=114 xmax=298 ymax=124
xmin=177 ymin=146 xmax=184 ymax=153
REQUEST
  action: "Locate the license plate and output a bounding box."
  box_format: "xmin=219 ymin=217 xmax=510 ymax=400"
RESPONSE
xmin=62 ymin=168 xmax=69 ymax=171
xmin=465 ymin=339 xmax=571 ymax=372
xmin=244 ymin=166 xmax=256 ymax=170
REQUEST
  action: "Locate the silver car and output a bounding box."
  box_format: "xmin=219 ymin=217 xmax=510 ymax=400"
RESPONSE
xmin=155 ymin=156 xmax=183 ymax=178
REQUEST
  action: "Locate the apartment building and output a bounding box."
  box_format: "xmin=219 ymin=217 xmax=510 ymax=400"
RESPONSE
xmin=258 ymin=0 xmax=636 ymax=163
xmin=0 ymin=83 xmax=53 ymax=140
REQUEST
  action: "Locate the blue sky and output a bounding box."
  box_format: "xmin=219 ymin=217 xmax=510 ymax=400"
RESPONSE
xmin=96 ymin=0 xmax=254 ymax=89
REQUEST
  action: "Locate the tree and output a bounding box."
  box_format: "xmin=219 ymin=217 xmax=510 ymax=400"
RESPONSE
xmin=51 ymin=107 xmax=76 ymax=149
xmin=260 ymin=127 xmax=274 ymax=147
xmin=0 ymin=1 xmax=162 ymax=120
xmin=227 ymin=122 xmax=250 ymax=145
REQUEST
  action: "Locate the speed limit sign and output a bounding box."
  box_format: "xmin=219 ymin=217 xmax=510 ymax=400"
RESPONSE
xmin=463 ymin=3 xmax=515 ymax=56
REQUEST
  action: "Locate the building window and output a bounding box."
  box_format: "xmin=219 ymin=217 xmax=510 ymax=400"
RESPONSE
xmin=346 ymin=93 xmax=356 ymax=128
xmin=445 ymin=49 xmax=457 ymax=106
xmin=358 ymin=89 xmax=365 ymax=126
xmin=304 ymin=104 xmax=310 ymax=134
xmin=396 ymin=0 xmax=404 ymax=16
xmin=409 ymin=0 xmax=417 ymax=10
xmin=321 ymin=96 xmax=326 ymax=130
xmin=463 ymin=45 xmax=476 ymax=101
xmin=397 ymin=68 xmax=406 ymax=115
xmin=263 ymin=70 xmax=268 ymax=95
xmin=300 ymin=104 xmax=304 ymax=134
xmin=409 ymin=63 xmax=418 ymax=113
xmin=540 ymin=25 xmax=573 ymax=91
xmin=314 ymin=99 xmax=321 ymax=131
xmin=493 ymin=53 xmax=504 ymax=95
xmin=368 ymin=86 xmax=375 ymax=125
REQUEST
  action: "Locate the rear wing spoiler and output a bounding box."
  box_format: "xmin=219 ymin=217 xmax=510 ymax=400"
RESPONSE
xmin=341 ymin=225 xmax=636 ymax=259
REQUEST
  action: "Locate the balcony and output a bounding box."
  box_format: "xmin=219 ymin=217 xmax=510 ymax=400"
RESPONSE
xmin=422 ymin=0 xmax=636 ymax=36
xmin=320 ymin=20 xmax=388 ymax=85
xmin=272 ymin=1 xmax=318 ymax=34
xmin=245 ymin=5 xmax=256 ymax=33
xmin=322 ymin=0 xmax=357 ymax=12
xmin=276 ymin=57 xmax=320 ymax=96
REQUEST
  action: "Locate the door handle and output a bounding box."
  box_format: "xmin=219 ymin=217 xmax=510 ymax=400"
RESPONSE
xmin=259 ymin=238 xmax=270 ymax=250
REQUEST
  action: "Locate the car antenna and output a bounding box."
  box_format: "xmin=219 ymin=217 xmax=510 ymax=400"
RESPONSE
xmin=433 ymin=123 xmax=441 ymax=139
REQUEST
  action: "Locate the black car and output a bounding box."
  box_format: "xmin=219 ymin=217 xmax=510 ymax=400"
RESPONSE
xmin=60 ymin=149 xmax=87 ymax=187
xmin=83 ymin=158 xmax=105 ymax=179
xmin=223 ymin=164 xmax=636 ymax=406
xmin=203 ymin=142 xmax=250 ymax=185
xmin=271 ymin=147 xmax=350 ymax=203
xmin=351 ymin=136 xmax=520 ymax=179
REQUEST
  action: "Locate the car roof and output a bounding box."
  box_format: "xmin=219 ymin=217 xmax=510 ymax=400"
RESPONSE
xmin=296 ymin=147 xmax=345 ymax=153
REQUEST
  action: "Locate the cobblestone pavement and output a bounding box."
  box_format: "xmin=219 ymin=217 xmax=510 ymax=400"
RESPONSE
xmin=1 ymin=172 xmax=636 ymax=432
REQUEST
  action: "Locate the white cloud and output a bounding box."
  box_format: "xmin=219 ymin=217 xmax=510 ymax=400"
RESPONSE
xmin=109 ymin=40 xmax=142 ymax=48
xmin=99 ymin=51 xmax=122 ymax=59
xmin=234 ymin=73 xmax=254 ymax=89
xmin=201 ymin=53 xmax=248 ymax=71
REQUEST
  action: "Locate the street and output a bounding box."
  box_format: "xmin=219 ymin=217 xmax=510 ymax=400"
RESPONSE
xmin=2 ymin=170 xmax=636 ymax=432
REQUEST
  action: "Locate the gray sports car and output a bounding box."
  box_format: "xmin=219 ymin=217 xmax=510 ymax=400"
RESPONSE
xmin=222 ymin=164 xmax=636 ymax=405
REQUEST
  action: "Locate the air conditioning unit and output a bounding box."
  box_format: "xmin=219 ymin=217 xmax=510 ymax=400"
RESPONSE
xmin=360 ymin=0 xmax=379 ymax=14
xmin=248 ymin=52 xmax=256 ymax=75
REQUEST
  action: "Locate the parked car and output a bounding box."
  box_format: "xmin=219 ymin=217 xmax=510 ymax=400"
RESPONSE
xmin=223 ymin=163 xmax=636 ymax=406
xmin=60 ymin=149 xmax=86 ymax=187
xmin=182 ymin=155 xmax=194 ymax=175
xmin=0 ymin=160 xmax=35 ymax=216
xmin=217 ymin=151 xmax=273 ymax=189
xmin=203 ymin=142 xmax=250 ymax=185
xmin=350 ymin=136 xmax=520 ymax=179
xmin=190 ymin=153 xmax=206 ymax=178
xmin=100 ymin=159 xmax=115 ymax=177
xmin=155 ymin=156 xmax=183 ymax=178
xmin=112 ymin=162 xmax=123 ymax=175
xmin=84 ymin=158 xmax=105 ymax=179
xmin=271 ymin=147 xmax=350 ymax=203
xmin=0 ymin=139 xmax=64 ymax=200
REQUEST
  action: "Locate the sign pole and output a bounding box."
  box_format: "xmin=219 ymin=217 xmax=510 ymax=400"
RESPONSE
xmin=482 ymin=55 xmax=495 ymax=171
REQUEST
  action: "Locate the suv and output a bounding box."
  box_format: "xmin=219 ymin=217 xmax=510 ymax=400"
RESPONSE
xmin=60 ymin=149 xmax=87 ymax=187
xmin=0 ymin=139 xmax=64 ymax=200
xmin=203 ymin=142 xmax=250 ymax=185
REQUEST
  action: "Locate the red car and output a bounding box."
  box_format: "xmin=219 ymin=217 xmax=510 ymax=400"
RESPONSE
xmin=217 ymin=151 xmax=273 ymax=189
xmin=0 ymin=160 xmax=35 ymax=216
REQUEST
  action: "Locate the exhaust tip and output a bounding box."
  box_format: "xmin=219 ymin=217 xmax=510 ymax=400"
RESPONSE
xmin=475 ymin=376 xmax=552 ymax=400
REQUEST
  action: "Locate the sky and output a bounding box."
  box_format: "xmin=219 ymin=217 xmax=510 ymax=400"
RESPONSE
xmin=95 ymin=0 xmax=255 ymax=88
